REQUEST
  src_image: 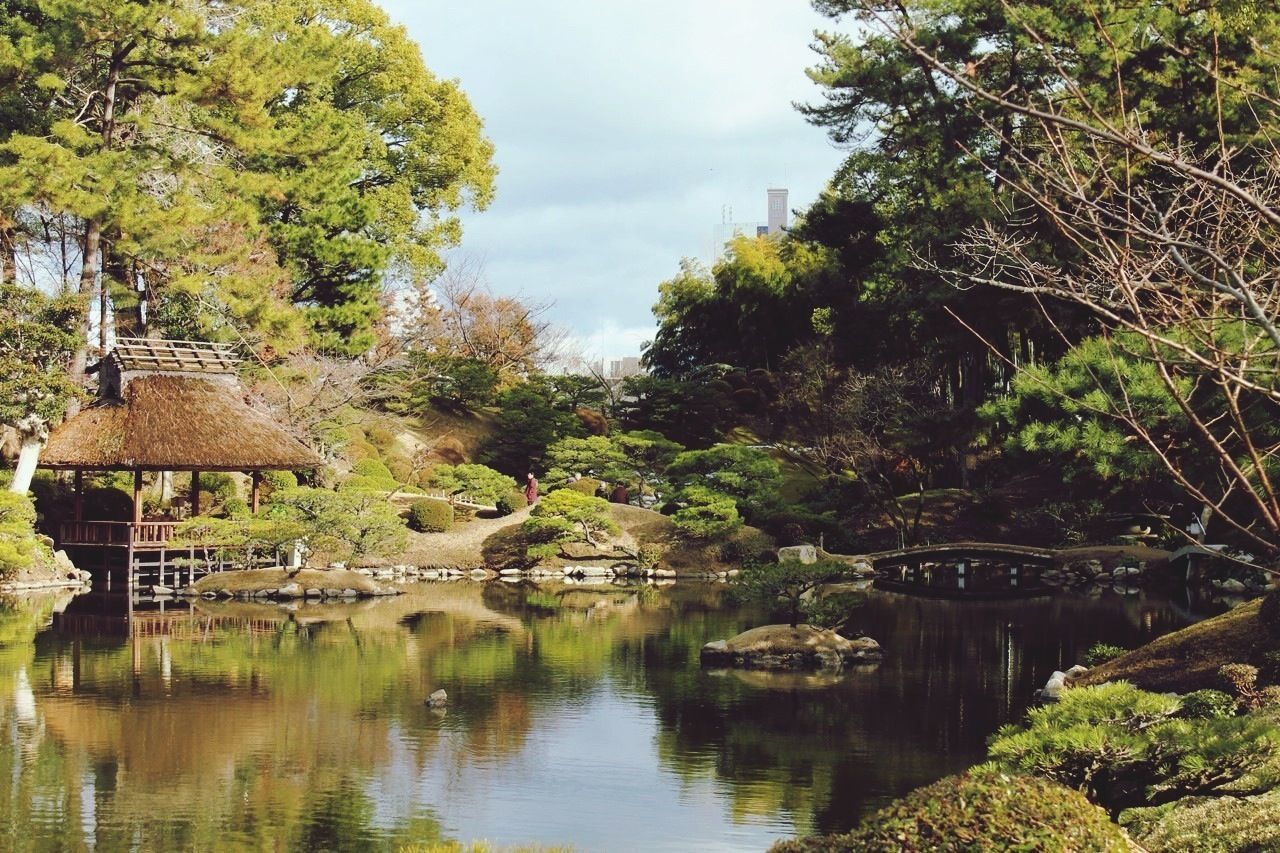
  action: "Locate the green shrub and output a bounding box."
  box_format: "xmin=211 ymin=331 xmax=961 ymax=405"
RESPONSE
xmin=220 ymin=497 xmax=251 ymax=520
xmin=522 ymin=489 xmax=618 ymax=559
xmin=261 ymin=470 xmax=298 ymax=492
xmin=1083 ymin=642 xmax=1128 ymax=667
xmin=364 ymin=422 xmax=398 ymax=454
xmin=408 ymin=498 xmax=454 ymax=532
xmin=772 ymin=768 xmax=1131 ymax=852
xmin=339 ymin=476 xmax=396 ymax=493
xmin=672 ymin=486 xmax=741 ymax=539
xmin=1179 ymin=689 xmax=1237 ymax=719
xmin=385 ymin=453 xmax=414 ymax=484
xmin=197 ymin=472 xmax=237 ymax=503
xmin=346 ymin=439 xmax=379 ymax=461
xmin=495 ymin=490 xmax=527 ymax=517
xmin=565 ymin=477 xmax=602 ymax=496
xmin=0 ymin=492 xmax=54 ymax=578
xmin=1218 ymin=663 xmax=1280 ymax=710
xmin=353 ymin=458 xmax=397 ymax=483
xmin=265 ymin=486 xmax=407 ymax=559
xmin=719 ymin=529 xmax=776 ymax=564
xmin=987 ymin=681 xmax=1278 ymax=812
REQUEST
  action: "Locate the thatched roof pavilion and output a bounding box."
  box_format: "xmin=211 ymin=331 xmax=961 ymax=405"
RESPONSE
xmin=43 ymin=339 xmax=320 ymax=564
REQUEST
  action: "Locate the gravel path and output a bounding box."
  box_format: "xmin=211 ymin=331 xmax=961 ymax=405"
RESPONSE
xmin=399 ymin=505 xmax=533 ymax=568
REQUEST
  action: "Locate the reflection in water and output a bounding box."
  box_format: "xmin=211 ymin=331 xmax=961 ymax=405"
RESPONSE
xmin=0 ymin=582 xmax=1207 ymax=851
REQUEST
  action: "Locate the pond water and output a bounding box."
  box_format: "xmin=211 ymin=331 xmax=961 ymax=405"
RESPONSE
xmin=0 ymin=581 xmax=1215 ymax=852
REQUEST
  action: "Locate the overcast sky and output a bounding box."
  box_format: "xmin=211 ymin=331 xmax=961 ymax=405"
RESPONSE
xmin=381 ymin=0 xmax=848 ymax=363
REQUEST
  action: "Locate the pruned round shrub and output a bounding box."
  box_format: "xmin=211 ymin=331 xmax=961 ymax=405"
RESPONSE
xmin=495 ymin=490 xmax=527 ymax=517
xmin=566 ymin=477 xmax=602 ymax=496
xmin=220 ymin=497 xmax=250 ymax=520
xmin=408 ymin=498 xmax=454 ymax=532
xmin=261 ymin=470 xmax=298 ymax=492
xmin=771 ymin=768 xmax=1130 ymax=852
xmin=1083 ymin=642 xmax=1128 ymax=667
xmin=346 ymin=439 xmax=379 ymax=461
xmin=353 ymin=458 xmax=397 ymax=483
xmin=1180 ymin=689 xmax=1238 ymax=719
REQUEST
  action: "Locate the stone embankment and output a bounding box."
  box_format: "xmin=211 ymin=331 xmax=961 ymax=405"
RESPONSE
xmin=0 ymin=548 xmax=92 ymax=593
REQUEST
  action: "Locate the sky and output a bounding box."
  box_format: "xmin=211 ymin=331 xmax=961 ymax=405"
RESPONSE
xmin=381 ymin=0 xmax=849 ymax=364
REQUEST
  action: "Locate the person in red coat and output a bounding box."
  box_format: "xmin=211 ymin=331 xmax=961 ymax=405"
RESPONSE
xmin=524 ymin=472 xmax=539 ymax=504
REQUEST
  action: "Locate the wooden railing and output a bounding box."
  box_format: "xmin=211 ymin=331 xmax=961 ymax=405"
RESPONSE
xmin=59 ymin=521 xmax=180 ymax=548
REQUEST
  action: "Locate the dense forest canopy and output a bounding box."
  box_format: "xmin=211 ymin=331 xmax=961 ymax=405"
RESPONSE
xmin=5 ymin=0 xmax=1280 ymax=565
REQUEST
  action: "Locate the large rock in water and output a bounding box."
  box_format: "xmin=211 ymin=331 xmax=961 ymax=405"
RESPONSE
xmin=700 ymin=624 xmax=882 ymax=670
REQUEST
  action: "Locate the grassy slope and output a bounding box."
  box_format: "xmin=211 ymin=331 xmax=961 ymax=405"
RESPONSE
xmin=478 ymin=502 xmax=772 ymax=574
xmin=1074 ymin=599 xmax=1269 ymax=693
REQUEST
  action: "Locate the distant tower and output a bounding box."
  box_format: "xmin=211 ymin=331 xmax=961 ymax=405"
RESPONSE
xmin=767 ymin=188 xmax=788 ymax=234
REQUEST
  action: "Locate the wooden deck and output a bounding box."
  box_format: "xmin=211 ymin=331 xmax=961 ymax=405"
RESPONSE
xmin=58 ymin=520 xmax=276 ymax=590
xmin=59 ymin=520 xmax=180 ymax=549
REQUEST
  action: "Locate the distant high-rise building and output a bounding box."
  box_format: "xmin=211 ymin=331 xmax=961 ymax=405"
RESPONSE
xmin=608 ymin=357 xmax=643 ymax=381
xmin=711 ymin=187 xmax=790 ymax=262
xmin=767 ymin=187 xmax=788 ymax=235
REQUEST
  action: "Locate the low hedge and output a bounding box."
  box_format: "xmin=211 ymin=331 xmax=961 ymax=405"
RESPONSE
xmin=408 ymin=498 xmax=454 ymax=533
xmin=772 ymin=767 xmax=1131 ymax=852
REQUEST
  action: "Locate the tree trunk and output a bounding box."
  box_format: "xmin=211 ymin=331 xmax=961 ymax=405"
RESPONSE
xmin=69 ymin=44 xmax=125 ymax=404
xmin=0 ymin=225 xmax=16 ymax=285
xmin=9 ymin=416 xmax=48 ymax=494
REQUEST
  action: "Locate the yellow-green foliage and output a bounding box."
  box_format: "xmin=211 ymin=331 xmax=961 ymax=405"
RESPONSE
xmin=408 ymin=498 xmax=453 ymax=533
xmin=565 ymin=477 xmax=602 ymax=496
xmin=0 ymin=492 xmax=54 ymax=578
xmin=1122 ymin=786 xmax=1280 ymax=852
xmin=522 ymin=490 xmax=618 ymax=559
xmin=264 ymin=486 xmax=407 ymax=559
xmin=772 ymin=768 xmax=1130 ymax=852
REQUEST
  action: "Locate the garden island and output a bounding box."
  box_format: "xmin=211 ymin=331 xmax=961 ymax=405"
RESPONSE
xmin=3 ymin=1 xmax=1280 ymax=851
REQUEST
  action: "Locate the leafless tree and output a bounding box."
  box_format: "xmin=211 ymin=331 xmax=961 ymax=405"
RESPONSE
xmin=848 ymin=0 xmax=1280 ymax=557
xmin=814 ymin=365 xmax=943 ymax=549
xmin=401 ymin=255 xmax=568 ymax=380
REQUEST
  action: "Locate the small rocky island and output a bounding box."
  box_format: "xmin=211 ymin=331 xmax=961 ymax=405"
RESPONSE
xmin=700 ymin=624 xmax=883 ymax=670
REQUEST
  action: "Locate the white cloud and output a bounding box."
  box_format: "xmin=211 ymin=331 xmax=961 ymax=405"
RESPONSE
xmin=381 ymin=0 xmax=846 ymax=338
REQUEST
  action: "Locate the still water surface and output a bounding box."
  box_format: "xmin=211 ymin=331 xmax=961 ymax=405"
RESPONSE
xmin=0 ymin=581 xmax=1211 ymax=851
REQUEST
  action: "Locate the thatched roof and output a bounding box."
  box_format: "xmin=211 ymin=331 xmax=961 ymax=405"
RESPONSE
xmin=41 ymin=375 xmax=320 ymax=471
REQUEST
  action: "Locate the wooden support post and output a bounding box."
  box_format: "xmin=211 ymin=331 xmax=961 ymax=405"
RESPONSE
xmin=250 ymin=471 xmax=262 ymax=515
xmin=73 ymin=470 xmax=84 ymax=522
xmin=191 ymin=470 xmax=201 ymax=517
xmin=132 ymin=469 xmax=143 ymax=524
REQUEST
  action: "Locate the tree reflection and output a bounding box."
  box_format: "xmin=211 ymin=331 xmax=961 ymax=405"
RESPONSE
xmin=0 ymin=582 xmax=1205 ymax=848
